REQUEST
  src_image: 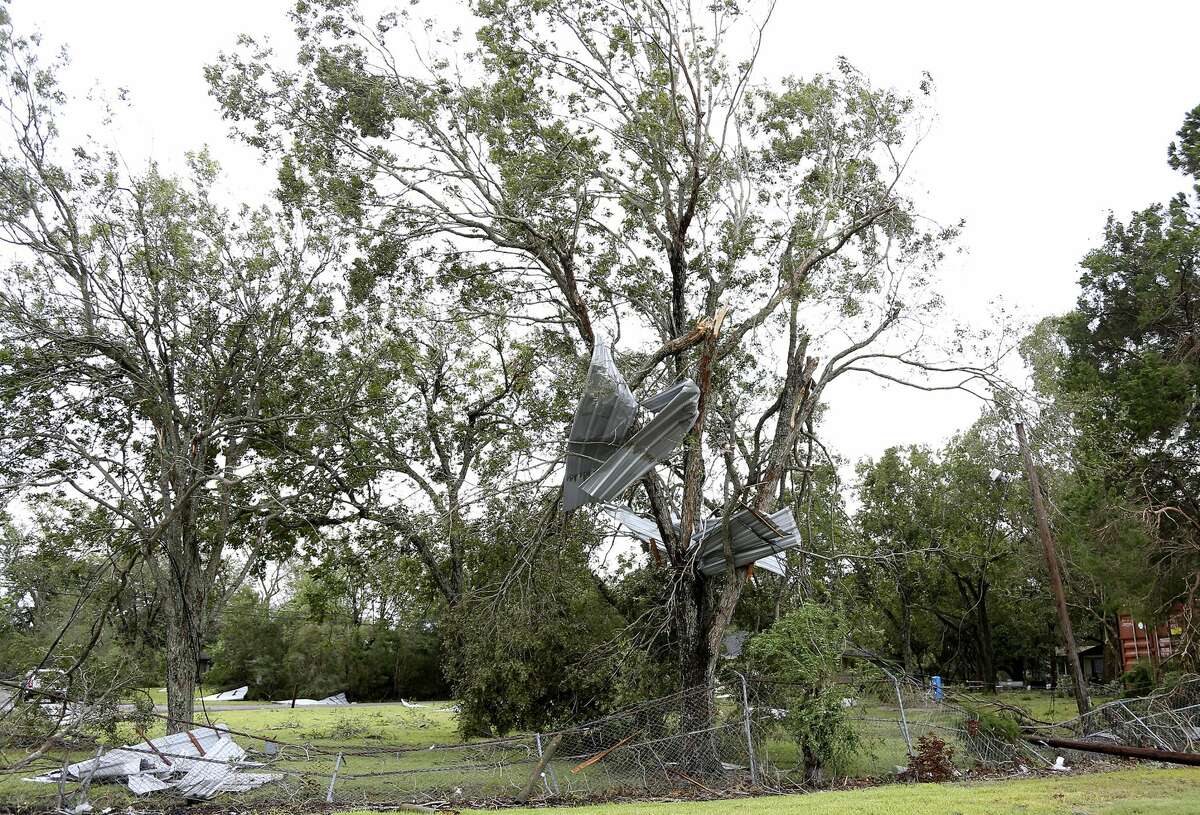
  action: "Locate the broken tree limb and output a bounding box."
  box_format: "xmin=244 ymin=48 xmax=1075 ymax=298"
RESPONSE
xmin=138 ymin=728 xmax=172 ymax=766
xmin=571 ymin=733 xmax=637 ymax=774
xmin=519 ymin=733 xmax=562 ymax=803
xmin=185 ymin=730 xmax=207 ymax=756
xmin=1022 ymin=735 xmax=1200 ymax=766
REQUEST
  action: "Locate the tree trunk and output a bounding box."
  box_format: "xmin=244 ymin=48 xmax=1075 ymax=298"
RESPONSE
xmin=159 ymin=537 xmax=208 ymax=734
xmin=1015 ymin=422 xmax=1090 ymax=716
xmin=163 ymin=592 xmax=201 ymax=733
xmin=675 ymin=578 xmax=719 ymax=772
xmin=976 ymin=583 xmax=996 ymax=690
xmin=674 ymin=567 xmax=749 ymax=773
xmin=899 ymin=597 xmax=916 ymax=675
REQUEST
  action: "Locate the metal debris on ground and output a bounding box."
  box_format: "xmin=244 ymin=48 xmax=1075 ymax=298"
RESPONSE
xmin=202 ymin=685 xmax=248 ymax=701
xmin=273 ymin=692 xmax=349 ymax=706
xmin=563 ymin=340 xmax=699 ymax=512
xmin=23 ymin=724 xmax=281 ymax=799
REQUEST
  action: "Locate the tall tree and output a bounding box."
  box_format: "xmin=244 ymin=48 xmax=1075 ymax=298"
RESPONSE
xmin=0 ymin=14 xmax=361 ymax=731
xmin=1058 ymin=103 xmax=1200 ymax=666
xmin=209 ymin=0 xmax=976 ymax=701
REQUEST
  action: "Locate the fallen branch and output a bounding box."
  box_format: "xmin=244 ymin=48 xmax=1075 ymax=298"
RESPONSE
xmin=571 ymin=733 xmax=637 ymax=773
xmin=1022 ymin=735 xmax=1200 ymax=766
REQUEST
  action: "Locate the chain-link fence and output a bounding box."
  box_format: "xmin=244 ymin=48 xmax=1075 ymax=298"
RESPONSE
xmin=1030 ymin=676 xmax=1200 ymax=752
xmin=3 ymin=672 xmax=1140 ymax=810
xmin=738 ymin=672 xmax=1071 ymax=787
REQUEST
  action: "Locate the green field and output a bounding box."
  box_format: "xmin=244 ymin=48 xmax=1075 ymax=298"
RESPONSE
xmin=0 ymin=701 xmax=469 ymax=809
xmin=444 ymin=767 xmax=1200 ymax=815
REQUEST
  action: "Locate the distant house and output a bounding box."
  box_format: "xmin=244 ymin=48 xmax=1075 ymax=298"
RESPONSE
xmin=1055 ymin=644 xmax=1106 ymax=683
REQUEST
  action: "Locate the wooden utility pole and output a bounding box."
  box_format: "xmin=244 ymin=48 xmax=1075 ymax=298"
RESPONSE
xmin=1015 ymin=422 xmax=1090 ymax=716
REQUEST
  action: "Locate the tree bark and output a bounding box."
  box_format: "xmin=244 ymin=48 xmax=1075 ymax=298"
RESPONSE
xmin=163 ymin=586 xmax=202 ymax=733
xmin=158 ymin=526 xmax=209 ymax=734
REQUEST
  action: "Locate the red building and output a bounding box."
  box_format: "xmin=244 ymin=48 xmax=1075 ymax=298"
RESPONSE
xmin=1116 ymin=610 xmax=1185 ymax=673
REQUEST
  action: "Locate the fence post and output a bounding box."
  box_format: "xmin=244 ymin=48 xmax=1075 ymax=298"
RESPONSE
xmin=534 ymin=733 xmax=560 ymax=796
xmin=519 ymin=733 xmax=562 ymax=803
xmin=325 ymin=752 xmax=343 ymax=804
xmin=74 ymin=746 xmax=104 ymax=809
xmin=55 ymin=757 xmax=69 ymax=811
xmin=878 ymin=667 xmax=913 ymax=756
xmin=735 ymin=671 xmax=759 ymax=786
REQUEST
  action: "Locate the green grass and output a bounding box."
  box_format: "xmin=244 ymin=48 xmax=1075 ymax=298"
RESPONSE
xmin=444 ymin=767 xmax=1200 ymax=815
xmin=986 ymin=690 xmax=1112 ymax=724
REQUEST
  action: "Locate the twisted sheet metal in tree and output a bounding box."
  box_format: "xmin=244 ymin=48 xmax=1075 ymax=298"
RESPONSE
xmin=564 ymin=341 xmax=699 ymax=511
xmin=602 ymin=504 xmax=800 ymax=575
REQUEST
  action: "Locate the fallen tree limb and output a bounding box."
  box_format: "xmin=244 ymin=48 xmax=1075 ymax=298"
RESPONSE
xmin=1022 ymin=735 xmax=1200 ymax=766
xmin=571 ymin=733 xmax=637 ymax=774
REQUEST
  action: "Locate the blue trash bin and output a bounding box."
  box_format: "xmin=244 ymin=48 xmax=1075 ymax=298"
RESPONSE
xmin=932 ymin=675 xmax=943 ymax=701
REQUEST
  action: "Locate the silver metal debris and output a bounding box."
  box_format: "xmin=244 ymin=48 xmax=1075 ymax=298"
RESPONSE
xmin=603 ymin=504 xmax=800 ymax=575
xmin=23 ymin=725 xmax=280 ymax=799
xmin=272 ymin=692 xmax=349 ymax=706
xmin=564 ymin=341 xmax=699 ymax=511
xmin=202 ymin=685 xmax=248 ymax=701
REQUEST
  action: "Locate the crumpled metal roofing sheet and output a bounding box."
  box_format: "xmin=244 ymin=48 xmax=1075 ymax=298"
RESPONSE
xmin=174 ymin=738 xmax=245 ymax=800
xmin=564 ymin=342 xmax=699 ymax=511
xmin=202 ymin=685 xmax=248 ymax=701
xmin=603 ymin=504 xmax=798 ymax=575
xmin=564 ymin=340 xmax=638 ymax=511
xmin=126 ymin=773 xmax=172 ymax=795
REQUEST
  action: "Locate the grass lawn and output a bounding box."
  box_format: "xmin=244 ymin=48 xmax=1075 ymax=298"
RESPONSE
xmin=448 ymin=767 xmax=1200 ymax=815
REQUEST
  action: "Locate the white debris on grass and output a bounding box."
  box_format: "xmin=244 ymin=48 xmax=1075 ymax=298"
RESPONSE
xmin=272 ymin=692 xmax=349 ymax=706
xmin=202 ymin=685 xmax=248 ymax=701
xmin=400 ymin=698 xmax=427 ymax=709
xmin=23 ymin=724 xmax=281 ymax=800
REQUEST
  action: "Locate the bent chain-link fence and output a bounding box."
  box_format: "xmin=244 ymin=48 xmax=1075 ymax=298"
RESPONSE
xmin=1029 ymin=675 xmax=1200 ymax=753
xmin=9 ymin=673 xmax=1166 ymax=809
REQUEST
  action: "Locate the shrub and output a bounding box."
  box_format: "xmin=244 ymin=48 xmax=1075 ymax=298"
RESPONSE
xmin=1122 ymin=659 xmax=1155 ymax=698
xmin=745 ymin=603 xmax=859 ymax=784
xmin=901 ymin=733 xmax=956 ymax=782
xmin=962 ymin=705 xmax=1021 ymax=743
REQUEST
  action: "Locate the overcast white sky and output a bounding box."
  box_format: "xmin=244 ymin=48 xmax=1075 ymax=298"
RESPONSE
xmin=16 ymin=0 xmax=1200 ymax=476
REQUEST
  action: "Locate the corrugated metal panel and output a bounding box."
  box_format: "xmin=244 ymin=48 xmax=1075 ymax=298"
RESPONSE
xmin=174 ymin=738 xmax=245 ymax=799
xmin=694 ymin=507 xmax=798 ymax=558
xmin=603 ymin=504 xmax=666 ymax=544
xmin=564 ymin=342 xmax=698 ymax=511
xmin=202 ymin=685 xmax=247 ymax=701
xmin=564 ymin=341 xmax=638 ymax=511
xmin=126 ymin=773 xmax=172 ymax=795
xmin=603 ymin=504 xmax=799 ymax=575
